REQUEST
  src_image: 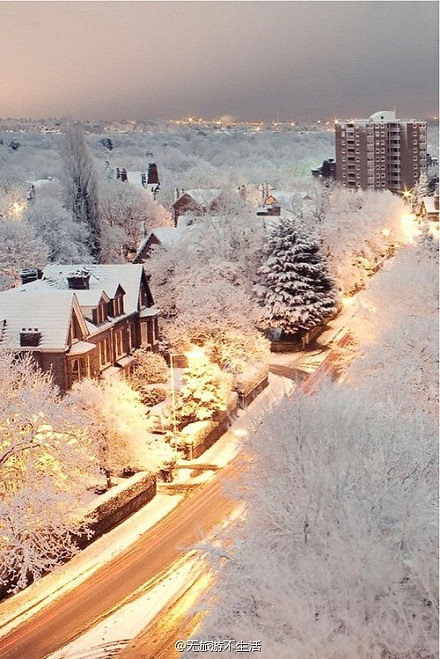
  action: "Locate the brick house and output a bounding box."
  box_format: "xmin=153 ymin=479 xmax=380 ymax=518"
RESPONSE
xmin=0 ymin=264 xmax=160 ymax=392
xmin=133 ymin=226 xmax=183 ymax=263
xmin=171 ymin=189 xmax=227 ymax=225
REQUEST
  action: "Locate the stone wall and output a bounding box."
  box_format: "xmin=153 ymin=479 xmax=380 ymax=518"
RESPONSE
xmin=76 ymin=472 xmax=157 ymax=548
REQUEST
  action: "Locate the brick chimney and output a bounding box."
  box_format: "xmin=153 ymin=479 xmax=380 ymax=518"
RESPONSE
xmin=20 ymin=269 xmax=43 ymax=285
xmin=66 ymin=270 xmax=90 ymax=290
xmin=20 ymin=328 xmax=41 ymax=347
xmin=148 ymin=163 xmax=159 ymax=185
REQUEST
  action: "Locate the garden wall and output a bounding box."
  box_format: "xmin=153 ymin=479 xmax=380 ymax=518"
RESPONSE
xmin=179 ymin=393 xmax=238 ymax=460
xmin=76 ymin=472 xmax=157 ymax=548
xmin=234 ymin=363 xmax=269 ymax=408
xmin=270 ymin=324 xmax=326 ymax=352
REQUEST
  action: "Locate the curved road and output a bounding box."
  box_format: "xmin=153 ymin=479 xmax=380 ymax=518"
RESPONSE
xmin=0 ymin=463 xmax=239 ymax=659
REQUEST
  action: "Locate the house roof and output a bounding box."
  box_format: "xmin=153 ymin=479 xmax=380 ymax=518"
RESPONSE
xmin=42 ymin=264 xmax=146 ymax=315
xmin=135 ymin=226 xmax=184 ymax=260
xmin=0 ymin=289 xmax=80 ymax=350
xmin=266 ymin=191 xmax=313 ymax=208
xmin=421 ymin=196 xmax=439 ymax=215
xmin=175 ymin=189 xmax=223 ymax=207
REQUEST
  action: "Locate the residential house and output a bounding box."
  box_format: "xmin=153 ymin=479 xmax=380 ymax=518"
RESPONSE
xmin=133 ymin=226 xmax=184 ymax=263
xmin=0 ymin=264 xmax=160 ymax=392
xmin=171 ymin=189 xmax=228 ymax=225
xmin=417 ymin=187 xmax=439 ymax=222
xmin=256 ymin=190 xmax=313 ymax=217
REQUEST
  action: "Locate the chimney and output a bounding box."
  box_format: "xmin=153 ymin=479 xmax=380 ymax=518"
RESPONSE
xmin=434 ymin=186 xmax=439 ymax=211
xmin=147 ymin=163 xmax=159 ymax=185
xmin=66 ymin=269 xmax=90 ymax=290
xmin=20 ymin=328 xmax=41 ymax=347
xmin=121 ymin=168 xmax=127 ymax=182
xmin=20 ymin=269 xmax=43 ymax=285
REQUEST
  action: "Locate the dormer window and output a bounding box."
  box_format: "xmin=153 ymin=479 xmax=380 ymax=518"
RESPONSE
xmin=92 ymin=303 xmax=107 ymax=325
xmin=112 ymin=295 xmax=124 ymax=317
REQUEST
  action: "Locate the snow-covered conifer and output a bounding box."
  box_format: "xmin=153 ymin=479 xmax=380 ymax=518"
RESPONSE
xmin=257 ymin=217 xmax=337 ymax=337
xmin=176 ymin=349 xmax=231 ymax=427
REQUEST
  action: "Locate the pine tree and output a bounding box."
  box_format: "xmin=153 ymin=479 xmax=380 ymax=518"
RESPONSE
xmin=412 ymin=172 xmax=429 ymax=211
xmin=61 ymin=124 xmax=102 ymax=260
xmin=257 ymin=218 xmax=337 ymax=338
xmin=175 ymin=349 xmax=231 ymax=427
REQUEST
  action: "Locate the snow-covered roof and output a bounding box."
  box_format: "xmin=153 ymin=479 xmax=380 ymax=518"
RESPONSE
xmin=0 ymin=289 xmax=79 ymax=350
xmin=71 ymin=289 xmax=110 ymax=307
xmin=369 ymin=110 xmax=397 ymax=122
xmin=267 ymin=191 xmax=314 ymax=208
xmin=43 ymin=264 xmax=146 ymax=315
xmin=135 ymin=226 xmax=184 ymax=260
xmin=421 ymin=196 xmax=439 ymax=215
xmin=177 ymin=189 xmax=223 ymax=207
xmin=30 ymin=178 xmax=54 ymax=189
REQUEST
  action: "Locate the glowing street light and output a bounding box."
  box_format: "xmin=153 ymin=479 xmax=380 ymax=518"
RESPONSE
xmin=184 ymin=346 xmax=205 ymax=362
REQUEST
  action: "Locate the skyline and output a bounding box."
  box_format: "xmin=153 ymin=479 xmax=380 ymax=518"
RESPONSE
xmin=0 ymin=1 xmax=438 ymax=121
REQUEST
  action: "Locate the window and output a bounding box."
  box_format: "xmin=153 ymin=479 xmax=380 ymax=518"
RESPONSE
xmin=113 ymin=296 xmax=124 ymax=317
xmin=71 ymin=357 xmax=90 ymax=383
xmin=93 ymin=304 xmax=107 ymax=326
xmin=127 ymin=323 xmax=134 ymax=351
xmin=141 ymin=323 xmax=148 ymax=346
xmin=99 ymin=339 xmax=110 ymax=368
xmin=114 ymin=329 xmax=125 ymax=359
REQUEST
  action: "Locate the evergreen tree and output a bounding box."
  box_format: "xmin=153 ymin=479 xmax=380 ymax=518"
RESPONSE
xmin=411 ymin=172 xmax=429 ymax=211
xmin=61 ymin=124 xmax=102 ymax=260
xmin=175 ymin=349 xmax=231 ymax=427
xmin=257 ymin=218 xmax=337 ymax=338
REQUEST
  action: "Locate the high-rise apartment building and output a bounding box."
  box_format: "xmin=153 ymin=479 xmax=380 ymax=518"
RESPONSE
xmin=335 ymin=110 xmax=427 ymax=193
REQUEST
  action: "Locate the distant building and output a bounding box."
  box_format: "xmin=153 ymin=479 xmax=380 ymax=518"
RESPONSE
xmin=417 ymin=187 xmax=439 ymax=222
xmin=335 ymin=110 xmax=427 ymax=193
xmin=256 ymin=190 xmax=313 ymax=217
xmin=114 ymin=163 xmax=160 ymax=199
xmin=0 ymin=264 xmax=159 ymax=392
xmin=171 ymin=189 xmax=228 ymax=224
xmin=133 ymin=226 xmax=184 ymax=262
xmin=311 ymin=158 xmax=336 ymax=181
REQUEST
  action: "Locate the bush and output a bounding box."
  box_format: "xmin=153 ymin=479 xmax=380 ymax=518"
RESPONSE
xmin=141 ymin=385 xmax=168 ymax=407
xmin=130 ymin=349 xmax=169 ymax=389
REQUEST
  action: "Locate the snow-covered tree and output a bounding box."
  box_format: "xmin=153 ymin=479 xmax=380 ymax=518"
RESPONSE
xmin=0 ymin=486 xmax=92 ymax=593
xmin=70 ymin=378 xmax=175 ymax=474
xmin=0 ymin=351 xmax=96 ymax=592
xmin=0 ymin=221 xmax=49 ymax=290
xmin=198 ymin=385 xmax=437 ymax=658
xmin=175 ymin=349 xmax=232 ymax=428
xmin=25 ymin=197 xmax=90 ymax=263
xmin=60 ymin=124 xmax=102 ymax=260
xmin=412 ymin=172 xmax=429 ymax=210
xmin=314 ymin=188 xmax=408 ymax=294
xmin=257 ymin=217 xmax=337 ymax=338
xmin=99 ymin=178 xmax=172 ymax=262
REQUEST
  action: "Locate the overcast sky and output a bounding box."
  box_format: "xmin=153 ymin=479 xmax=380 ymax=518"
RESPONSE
xmin=0 ymin=1 xmax=438 ymax=121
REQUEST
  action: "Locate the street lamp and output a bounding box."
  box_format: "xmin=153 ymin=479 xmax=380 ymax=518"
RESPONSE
xmin=169 ymin=354 xmax=178 ymax=436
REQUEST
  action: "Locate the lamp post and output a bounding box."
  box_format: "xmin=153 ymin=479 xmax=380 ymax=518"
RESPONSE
xmin=169 ymin=353 xmax=177 ymax=436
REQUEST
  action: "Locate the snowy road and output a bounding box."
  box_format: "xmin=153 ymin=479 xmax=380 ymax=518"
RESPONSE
xmin=0 ymin=461 xmax=240 ymax=659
